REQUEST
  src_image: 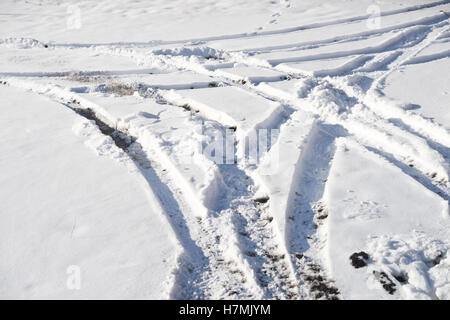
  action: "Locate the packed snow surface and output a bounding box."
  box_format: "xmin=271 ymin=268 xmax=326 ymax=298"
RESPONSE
xmin=0 ymin=0 xmax=449 ymax=299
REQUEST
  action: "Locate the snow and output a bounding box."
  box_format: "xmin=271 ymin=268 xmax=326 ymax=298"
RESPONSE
xmin=164 ymin=86 xmax=286 ymax=161
xmin=0 ymin=0 xmax=449 ymax=300
xmin=324 ymin=138 xmax=449 ymax=299
xmin=278 ymin=56 xmax=372 ymax=77
xmin=382 ymin=58 xmax=450 ymax=128
xmin=254 ymin=110 xmax=316 ymax=255
xmin=215 ymin=65 xmax=287 ymax=83
xmin=0 ymin=86 xmax=179 ymax=299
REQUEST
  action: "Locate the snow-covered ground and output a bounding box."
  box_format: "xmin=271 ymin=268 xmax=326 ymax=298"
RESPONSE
xmin=0 ymin=0 xmax=449 ymax=300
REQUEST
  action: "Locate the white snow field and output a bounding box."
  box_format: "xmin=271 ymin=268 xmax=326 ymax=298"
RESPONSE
xmin=0 ymin=0 xmax=449 ymax=300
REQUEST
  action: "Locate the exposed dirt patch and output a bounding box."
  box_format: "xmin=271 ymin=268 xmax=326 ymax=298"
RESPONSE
xmin=373 ymin=271 xmax=396 ymax=295
xmin=253 ymin=196 xmax=269 ymax=204
xmin=96 ymin=83 xmax=138 ymax=96
xmin=350 ymin=251 xmax=370 ymax=268
xmin=67 ymin=72 xmax=105 ymax=83
xmin=265 ymin=253 xmax=285 ymax=262
xmin=300 ymin=257 xmax=340 ymax=300
xmin=313 ymin=202 xmax=328 ymax=221
xmin=427 ymin=250 xmax=445 ymax=266
xmin=70 ymin=103 xmax=153 ymax=168
xmin=73 ymin=107 xmax=135 ymax=151
xmin=393 ymin=272 xmax=408 ymax=284
xmin=180 ymin=104 xmax=193 ymax=111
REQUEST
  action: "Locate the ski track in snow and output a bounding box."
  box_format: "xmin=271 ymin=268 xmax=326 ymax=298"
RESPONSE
xmin=1 ymin=1 xmax=449 ymax=299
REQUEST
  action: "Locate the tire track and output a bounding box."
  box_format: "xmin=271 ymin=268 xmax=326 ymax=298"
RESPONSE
xmin=371 ymin=22 xmax=450 ymax=88
xmin=1 ymin=73 xmax=304 ymax=299
xmin=0 ymin=78 xmax=267 ymax=299
xmin=138 ymin=84 xmax=301 ymax=299
xmin=3 ymin=3 xmax=448 ymax=298
xmin=0 ymin=79 xmax=211 ymax=299
xmin=254 ymin=78 xmax=449 ymax=197
xmin=25 ymin=0 xmax=447 ymax=48
xmin=235 ymin=10 xmax=449 ymax=54
xmin=52 ymin=22 xmax=449 ymax=296
xmin=284 ymin=122 xmax=343 ymax=299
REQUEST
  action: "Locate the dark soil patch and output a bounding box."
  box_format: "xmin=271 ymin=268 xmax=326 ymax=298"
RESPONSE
xmin=314 ymin=204 xmax=328 ymax=220
xmin=74 ymin=107 xmax=135 ymax=151
xmin=428 ymin=251 xmax=445 ymax=266
xmin=350 ymin=251 xmax=369 ymax=268
xmin=373 ymin=271 xmax=396 ymax=295
xmin=254 ymin=196 xmax=269 ymax=204
xmin=265 ymin=253 xmax=284 ymax=262
xmin=316 ymin=213 xmax=328 ymax=220
xmin=303 ymin=260 xmax=340 ymax=300
xmin=96 ymin=83 xmax=137 ymax=96
xmin=180 ymin=104 xmax=193 ymax=111
xmin=393 ymin=272 xmax=408 ymax=284
xmin=311 ymin=282 xmax=339 ymax=299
